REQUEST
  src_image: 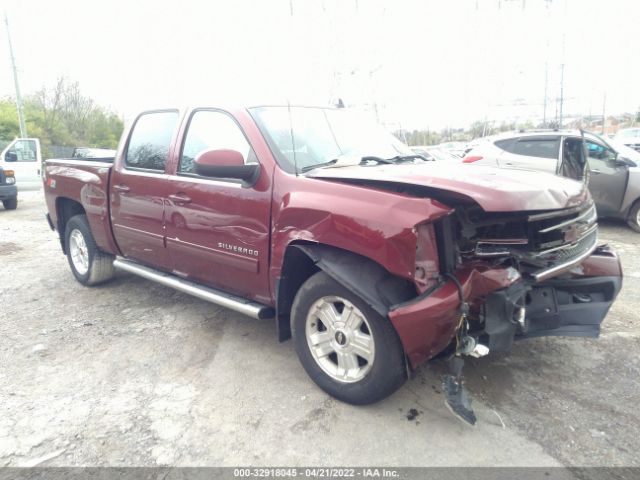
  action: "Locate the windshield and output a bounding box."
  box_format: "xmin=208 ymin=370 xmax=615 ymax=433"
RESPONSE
xmin=587 ymin=132 xmax=640 ymax=162
xmin=249 ymin=106 xmax=414 ymax=173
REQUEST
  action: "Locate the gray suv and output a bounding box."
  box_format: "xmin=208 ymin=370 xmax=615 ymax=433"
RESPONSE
xmin=464 ymin=130 xmax=640 ymax=231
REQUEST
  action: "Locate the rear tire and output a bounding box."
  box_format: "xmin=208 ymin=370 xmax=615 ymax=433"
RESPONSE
xmin=65 ymin=214 xmax=115 ymax=286
xmin=627 ymin=201 xmax=640 ymax=233
xmin=2 ymin=197 xmax=17 ymax=210
xmin=291 ymin=271 xmax=406 ymax=405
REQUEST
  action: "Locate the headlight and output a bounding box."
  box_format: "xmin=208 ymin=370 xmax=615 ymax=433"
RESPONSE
xmin=5 ymin=176 xmax=15 ymax=185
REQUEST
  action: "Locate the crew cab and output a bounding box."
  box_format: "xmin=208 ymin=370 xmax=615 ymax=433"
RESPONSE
xmin=43 ymin=106 xmax=622 ymax=423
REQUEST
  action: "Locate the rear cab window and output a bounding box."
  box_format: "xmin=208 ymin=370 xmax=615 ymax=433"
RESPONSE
xmin=125 ymin=111 xmax=180 ymax=172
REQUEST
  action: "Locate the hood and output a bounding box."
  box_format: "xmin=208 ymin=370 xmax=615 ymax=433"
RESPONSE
xmin=307 ymin=163 xmax=589 ymax=212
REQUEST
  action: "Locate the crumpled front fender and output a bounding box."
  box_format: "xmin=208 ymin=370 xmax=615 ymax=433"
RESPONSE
xmin=388 ymin=267 xmax=521 ymax=369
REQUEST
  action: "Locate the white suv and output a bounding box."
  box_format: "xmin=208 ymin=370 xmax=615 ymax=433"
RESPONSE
xmin=463 ymin=130 xmax=640 ymax=231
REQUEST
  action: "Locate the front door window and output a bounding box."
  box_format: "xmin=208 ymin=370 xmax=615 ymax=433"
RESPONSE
xmin=5 ymin=139 xmax=37 ymax=162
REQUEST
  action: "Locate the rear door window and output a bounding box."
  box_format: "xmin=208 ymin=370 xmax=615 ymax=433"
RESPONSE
xmin=497 ymin=136 xmax=560 ymax=159
xmin=125 ymin=111 xmax=179 ymax=171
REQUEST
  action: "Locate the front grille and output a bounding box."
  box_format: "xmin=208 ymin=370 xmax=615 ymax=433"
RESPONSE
xmin=466 ymin=203 xmax=598 ymax=282
xmin=539 ymin=229 xmax=597 ymax=262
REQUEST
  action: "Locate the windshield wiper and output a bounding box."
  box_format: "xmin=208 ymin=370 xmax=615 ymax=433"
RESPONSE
xmin=360 ymin=156 xmax=396 ymax=164
xmin=300 ymin=153 xmax=429 ymax=173
xmin=302 ymin=156 xmax=390 ymax=172
xmin=300 ymin=159 xmax=339 ymax=172
xmin=385 ymin=154 xmax=431 ymax=163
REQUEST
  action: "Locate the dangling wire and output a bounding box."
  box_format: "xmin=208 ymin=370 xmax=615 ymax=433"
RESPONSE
xmin=445 ymin=272 xmax=469 ymax=353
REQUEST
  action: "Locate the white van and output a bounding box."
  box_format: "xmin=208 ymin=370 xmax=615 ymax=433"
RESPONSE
xmin=0 ymin=138 xmax=42 ymax=190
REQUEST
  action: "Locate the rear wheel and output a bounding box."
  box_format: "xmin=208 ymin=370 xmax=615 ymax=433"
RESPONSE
xmin=627 ymin=201 xmax=640 ymax=233
xmin=2 ymin=197 xmax=17 ymax=210
xmin=291 ymin=271 xmax=406 ymax=405
xmin=65 ymin=214 xmax=115 ymax=285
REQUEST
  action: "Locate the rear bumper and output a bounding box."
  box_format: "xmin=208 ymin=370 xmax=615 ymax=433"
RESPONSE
xmin=388 ymin=245 xmax=622 ymax=369
xmin=0 ymin=185 xmax=17 ymax=200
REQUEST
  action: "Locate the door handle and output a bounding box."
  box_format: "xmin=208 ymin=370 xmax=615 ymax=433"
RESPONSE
xmin=591 ymin=169 xmax=602 ymax=175
xmin=113 ymin=184 xmax=130 ymax=193
xmin=169 ymin=193 xmax=192 ymax=205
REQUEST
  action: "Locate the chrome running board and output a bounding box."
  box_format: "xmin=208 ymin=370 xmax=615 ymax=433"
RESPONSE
xmin=113 ymin=257 xmax=274 ymax=319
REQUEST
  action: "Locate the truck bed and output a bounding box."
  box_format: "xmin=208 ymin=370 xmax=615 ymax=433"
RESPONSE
xmin=43 ymin=158 xmax=118 ymax=255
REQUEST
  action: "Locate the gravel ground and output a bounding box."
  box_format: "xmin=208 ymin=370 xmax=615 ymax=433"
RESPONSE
xmin=0 ymin=190 xmax=638 ymax=467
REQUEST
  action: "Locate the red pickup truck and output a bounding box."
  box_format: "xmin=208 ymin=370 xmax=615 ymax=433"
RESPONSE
xmin=43 ymin=105 xmax=622 ymax=424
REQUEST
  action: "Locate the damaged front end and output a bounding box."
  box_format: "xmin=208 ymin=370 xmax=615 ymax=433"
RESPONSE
xmin=456 ymin=201 xmax=621 ymax=350
xmin=388 ymin=200 xmax=622 ymax=424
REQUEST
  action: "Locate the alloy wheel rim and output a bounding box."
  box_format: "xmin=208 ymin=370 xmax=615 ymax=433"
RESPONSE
xmin=305 ymin=296 xmax=375 ymax=383
xmin=69 ymin=229 xmax=89 ymax=275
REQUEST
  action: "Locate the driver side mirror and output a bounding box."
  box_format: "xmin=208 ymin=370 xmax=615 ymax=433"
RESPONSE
xmin=194 ymin=149 xmax=260 ymax=186
xmin=5 ymin=151 xmax=17 ymax=162
xmin=612 ymin=156 xmax=637 ymax=168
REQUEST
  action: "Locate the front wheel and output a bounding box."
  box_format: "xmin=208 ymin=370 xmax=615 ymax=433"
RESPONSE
xmin=291 ymin=271 xmax=406 ymax=405
xmin=2 ymin=197 xmax=17 ymax=210
xmin=627 ymin=200 xmax=640 ymax=233
xmin=65 ymin=214 xmax=115 ymax=286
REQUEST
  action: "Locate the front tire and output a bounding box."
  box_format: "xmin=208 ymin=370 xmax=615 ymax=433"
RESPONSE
xmin=2 ymin=197 xmax=17 ymax=210
xmin=627 ymin=200 xmax=640 ymax=233
xmin=291 ymin=271 xmax=406 ymax=405
xmin=65 ymin=214 xmax=115 ymax=286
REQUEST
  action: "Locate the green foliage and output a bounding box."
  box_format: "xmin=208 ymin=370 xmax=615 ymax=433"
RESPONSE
xmin=395 ymin=119 xmax=542 ymax=146
xmin=0 ymin=99 xmax=20 ymax=140
xmin=0 ymin=78 xmax=123 ymax=156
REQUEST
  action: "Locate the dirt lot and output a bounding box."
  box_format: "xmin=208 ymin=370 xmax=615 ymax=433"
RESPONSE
xmin=1 ymin=191 xmax=638 ymax=467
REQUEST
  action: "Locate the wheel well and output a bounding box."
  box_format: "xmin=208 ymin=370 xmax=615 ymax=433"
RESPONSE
xmin=56 ymin=198 xmax=86 ymax=254
xmin=626 ymin=197 xmax=640 ymax=218
xmin=276 ymin=244 xmax=320 ymax=341
xmin=275 ymin=243 xmax=416 ymax=342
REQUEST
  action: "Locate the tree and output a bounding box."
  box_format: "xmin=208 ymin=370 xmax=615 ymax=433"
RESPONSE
xmin=0 ymin=77 xmax=124 ymax=156
xmin=0 ymin=99 xmax=20 ymax=140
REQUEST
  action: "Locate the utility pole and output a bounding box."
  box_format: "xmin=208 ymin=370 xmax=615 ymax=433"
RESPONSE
xmin=559 ymin=62 xmax=564 ymax=128
xmin=601 ymin=93 xmax=606 ymax=135
xmin=558 ymin=1 xmax=567 ymax=129
xmin=5 ymin=12 xmax=27 ymax=138
xmin=543 ymin=61 xmax=548 ymax=127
